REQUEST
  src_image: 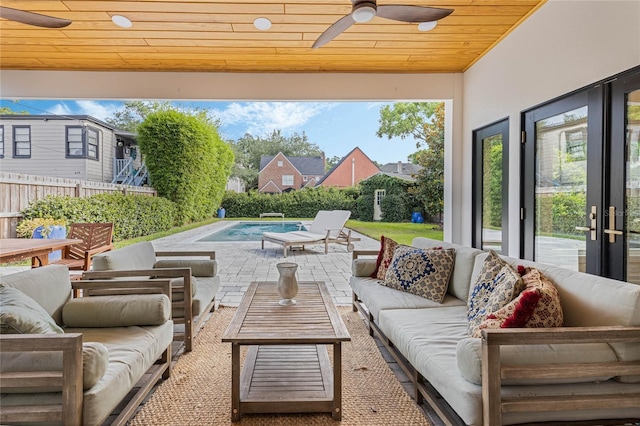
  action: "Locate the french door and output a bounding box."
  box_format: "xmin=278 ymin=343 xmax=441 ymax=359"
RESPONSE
xmin=522 ymin=66 xmax=640 ymax=283
xmin=472 ymin=119 xmax=509 ymax=254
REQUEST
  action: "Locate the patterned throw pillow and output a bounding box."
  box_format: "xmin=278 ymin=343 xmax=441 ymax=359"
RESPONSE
xmin=384 ymin=246 xmax=455 ymax=303
xmin=372 ymin=235 xmax=399 ymax=281
xmin=467 ymin=251 xmax=523 ymax=336
xmin=475 ymin=267 xmax=563 ymax=336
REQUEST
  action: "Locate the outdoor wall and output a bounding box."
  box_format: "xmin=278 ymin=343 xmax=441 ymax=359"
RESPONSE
xmin=320 ymin=148 xmax=380 ymax=188
xmin=462 ymin=0 xmax=640 ymax=255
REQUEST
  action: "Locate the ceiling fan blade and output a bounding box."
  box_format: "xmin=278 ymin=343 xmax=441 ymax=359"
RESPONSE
xmin=376 ymin=5 xmax=453 ymax=23
xmin=0 ymin=6 xmax=72 ymax=28
xmin=312 ymin=14 xmax=355 ymax=49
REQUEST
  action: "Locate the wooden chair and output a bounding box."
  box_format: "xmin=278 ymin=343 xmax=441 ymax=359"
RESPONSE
xmin=51 ymin=222 xmax=114 ymax=271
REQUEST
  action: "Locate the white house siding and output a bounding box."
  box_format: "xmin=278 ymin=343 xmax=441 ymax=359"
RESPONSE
xmin=0 ymin=117 xmax=88 ymax=180
xmin=462 ymin=0 xmax=640 ymax=255
xmin=86 ymin=128 xmax=115 ymax=183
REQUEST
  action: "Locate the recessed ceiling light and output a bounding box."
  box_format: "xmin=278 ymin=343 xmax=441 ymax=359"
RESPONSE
xmin=418 ymin=21 xmax=437 ymax=32
xmin=112 ymin=15 xmax=132 ymax=28
xmin=254 ymin=17 xmax=272 ymax=31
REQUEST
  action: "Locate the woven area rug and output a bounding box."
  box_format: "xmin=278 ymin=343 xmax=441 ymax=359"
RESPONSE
xmin=130 ymin=306 xmax=431 ymax=426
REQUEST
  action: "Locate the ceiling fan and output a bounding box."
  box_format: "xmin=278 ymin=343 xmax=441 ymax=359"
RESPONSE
xmin=312 ymin=0 xmax=453 ymax=48
xmin=0 ymin=6 xmax=71 ymax=28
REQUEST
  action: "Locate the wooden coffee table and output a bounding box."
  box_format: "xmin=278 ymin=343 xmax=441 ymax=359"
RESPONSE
xmin=222 ymin=281 xmax=350 ymax=421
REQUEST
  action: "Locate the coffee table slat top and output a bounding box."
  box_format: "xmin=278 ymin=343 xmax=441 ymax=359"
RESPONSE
xmin=222 ymin=281 xmax=350 ymax=344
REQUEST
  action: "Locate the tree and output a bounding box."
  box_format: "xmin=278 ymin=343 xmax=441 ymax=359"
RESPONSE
xmin=137 ymin=110 xmax=234 ymax=224
xmin=377 ymin=102 xmax=444 ymax=219
xmin=106 ymin=101 xmax=214 ymax=132
xmin=0 ymin=106 xmax=29 ymax=115
xmin=230 ymin=130 xmax=324 ymax=189
xmin=325 ymin=155 xmax=341 ymax=171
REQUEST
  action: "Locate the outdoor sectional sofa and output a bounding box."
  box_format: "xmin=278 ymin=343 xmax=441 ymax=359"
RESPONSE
xmin=350 ymin=237 xmax=640 ymax=425
xmin=85 ymin=241 xmax=221 ymax=352
xmin=0 ymin=264 xmax=174 ymax=425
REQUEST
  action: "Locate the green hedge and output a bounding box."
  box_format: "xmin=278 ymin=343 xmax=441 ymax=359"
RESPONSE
xmin=221 ymin=187 xmax=358 ymax=218
xmin=536 ymin=192 xmax=586 ymax=236
xmin=137 ymin=110 xmax=234 ymax=224
xmin=20 ymin=194 xmax=177 ymax=241
xmin=357 ymin=174 xmax=418 ymax=222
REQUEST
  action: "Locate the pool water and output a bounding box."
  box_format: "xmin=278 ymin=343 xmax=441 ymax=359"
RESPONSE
xmin=198 ymin=221 xmax=306 ymax=242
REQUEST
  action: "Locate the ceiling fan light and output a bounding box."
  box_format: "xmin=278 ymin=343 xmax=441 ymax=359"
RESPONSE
xmin=254 ymin=17 xmax=272 ymax=31
xmin=418 ymin=21 xmax=437 ymax=32
xmin=352 ymin=4 xmax=377 ymax=23
xmin=111 ymin=15 xmax=132 ymax=28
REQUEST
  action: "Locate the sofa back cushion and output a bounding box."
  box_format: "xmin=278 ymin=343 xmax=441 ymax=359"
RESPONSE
xmin=92 ymin=241 xmax=157 ymax=271
xmin=0 ymin=265 xmax=72 ymax=326
xmin=412 ymin=237 xmax=483 ymax=301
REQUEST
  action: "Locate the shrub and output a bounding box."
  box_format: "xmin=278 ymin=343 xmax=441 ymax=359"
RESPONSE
xmin=16 ymin=218 xmax=67 ymax=238
xmin=20 ymin=194 xmax=177 ymax=241
xmin=137 ymin=110 xmax=234 ymax=224
xmin=358 ymin=174 xmax=419 ymax=222
xmin=221 ymin=187 xmax=358 ymax=218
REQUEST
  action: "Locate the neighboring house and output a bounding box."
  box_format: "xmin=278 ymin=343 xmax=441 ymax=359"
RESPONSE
xmin=258 ymin=152 xmax=325 ymax=193
xmin=0 ymin=114 xmax=145 ymax=185
xmin=378 ymin=161 xmax=423 ymax=182
xmin=317 ymin=147 xmax=379 ymax=188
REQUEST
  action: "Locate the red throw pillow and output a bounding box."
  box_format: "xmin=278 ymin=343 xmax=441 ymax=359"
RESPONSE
xmin=371 ymin=235 xmax=399 ymax=280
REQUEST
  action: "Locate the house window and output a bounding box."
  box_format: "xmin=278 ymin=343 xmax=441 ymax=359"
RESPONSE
xmin=66 ymin=126 xmax=99 ymax=160
xmin=278 ymin=160 xmax=283 ymax=167
xmin=67 ymin=127 xmax=84 ymax=157
xmin=13 ymin=126 xmax=31 ymax=158
xmin=282 ymin=175 xmax=294 ymax=186
xmin=87 ymin=128 xmax=99 ymax=160
xmin=0 ymin=125 xmax=4 ymax=158
xmin=303 ymin=176 xmax=308 ymax=182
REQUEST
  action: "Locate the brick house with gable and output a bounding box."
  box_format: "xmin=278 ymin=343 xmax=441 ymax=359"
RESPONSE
xmin=317 ymin=147 xmax=379 ymax=188
xmin=258 ymin=152 xmax=325 ymax=193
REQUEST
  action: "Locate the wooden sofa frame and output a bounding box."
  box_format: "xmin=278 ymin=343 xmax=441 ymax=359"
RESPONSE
xmin=0 ymin=279 xmax=172 ymax=426
xmin=83 ymin=250 xmax=217 ymax=353
xmin=350 ymin=250 xmax=640 ymax=426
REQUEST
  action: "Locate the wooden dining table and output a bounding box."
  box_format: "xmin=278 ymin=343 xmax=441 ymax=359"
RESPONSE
xmin=0 ymin=238 xmax=83 ymax=267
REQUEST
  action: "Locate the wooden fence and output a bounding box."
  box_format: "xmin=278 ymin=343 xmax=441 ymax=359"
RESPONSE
xmin=0 ymin=172 xmax=157 ymax=239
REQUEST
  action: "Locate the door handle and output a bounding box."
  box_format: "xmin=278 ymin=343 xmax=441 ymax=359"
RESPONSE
xmin=575 ymin=205 xmax=597 ymax=241
xmin=603 ymin=206 xmax=623 ymax=243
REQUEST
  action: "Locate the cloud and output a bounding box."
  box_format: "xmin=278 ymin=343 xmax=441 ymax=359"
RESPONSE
xmin=46 ymin=100 xmax=121 ymax=121
xmin=216 ymin=102 xmax=338 ymax=136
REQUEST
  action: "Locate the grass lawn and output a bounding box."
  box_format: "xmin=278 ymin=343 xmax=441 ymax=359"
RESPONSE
xmin=346 ymin=220 xmax=443 ymax=246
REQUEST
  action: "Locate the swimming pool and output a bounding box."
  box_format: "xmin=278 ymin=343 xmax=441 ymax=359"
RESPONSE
xmin=197 ymin=221 xmax=306 ymax=242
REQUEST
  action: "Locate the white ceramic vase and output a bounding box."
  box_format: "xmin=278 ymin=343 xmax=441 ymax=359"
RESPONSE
xmin=276 ymin=262 xmax=298 ymax=305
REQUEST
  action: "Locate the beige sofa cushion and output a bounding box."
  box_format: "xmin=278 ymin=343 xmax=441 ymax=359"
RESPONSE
xmin=63 ymin=294 xmax=170 ymax=327
xmin=92 ymin=241 xmax=157 ymax=271
xmin=0 ymin=265 xmax=72 ymax=325
xmin=352 ymin=258 xmax=377 ymax=278
xmin=456 ymin=337 xmax=618 ymax=385
xmin=0 ymin=286 xmax=64 ymax=334
xmin=0 ymin=342 xmax=109 ymax=391
xmin=349 ymin=276 xmax=465 ymax=321
xmin=154 ymin=259 xmax=217 ymax=277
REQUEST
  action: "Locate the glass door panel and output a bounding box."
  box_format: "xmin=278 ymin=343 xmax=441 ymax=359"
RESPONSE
xmin=626 ymin=89 xmax=640 ymax=283
xmin=534 ymin=106 xmax=588 ymax=271
xmin=472 ymin=119 xmax=509 ymax=254
xmin=482 ymin=134 xmax=503 ymax=252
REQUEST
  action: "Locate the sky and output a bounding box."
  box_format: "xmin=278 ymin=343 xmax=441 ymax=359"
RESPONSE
xmin=0 ymin=99 xmax=422 ymax=164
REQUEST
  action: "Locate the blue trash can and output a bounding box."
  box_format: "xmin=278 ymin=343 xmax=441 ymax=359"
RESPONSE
xmin=217 ymin=208 xmax=226 ymax=219
xmin=32 ymin=225 xmax=67 ymax=261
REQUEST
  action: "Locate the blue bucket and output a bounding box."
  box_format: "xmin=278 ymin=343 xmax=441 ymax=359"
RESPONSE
xmin=32 ymin=225 xmax=67 ymax=261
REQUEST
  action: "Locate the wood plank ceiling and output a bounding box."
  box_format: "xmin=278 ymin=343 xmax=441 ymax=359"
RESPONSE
xmin=0 ymin=0 xmax=545 ymax=73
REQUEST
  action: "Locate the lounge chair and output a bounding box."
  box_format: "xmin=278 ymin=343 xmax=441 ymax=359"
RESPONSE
xmin=262 ymin=210 xmax=354 ymax=257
